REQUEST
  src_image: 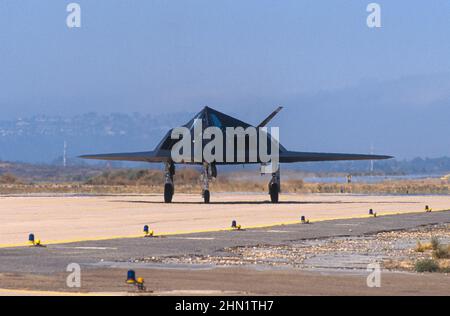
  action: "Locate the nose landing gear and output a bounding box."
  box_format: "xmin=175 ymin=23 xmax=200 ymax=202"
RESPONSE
xmin=201 ymin=162 xmax=216 ymax=203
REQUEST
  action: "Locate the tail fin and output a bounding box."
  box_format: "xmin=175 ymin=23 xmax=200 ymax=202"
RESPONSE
xmin=257 ymin=106 xmax=283 ymax=128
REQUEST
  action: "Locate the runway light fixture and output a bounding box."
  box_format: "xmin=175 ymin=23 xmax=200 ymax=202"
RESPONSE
xmin=143 ymin=225 xmax=154 ymax=237
xmin=301 ymin=216 xmax=309 ymax=224
xmin=126 ymin=270 xmax=136 ymax=284
xmin=425 ymin=205 xmax=432 ymax=212
xmin=28 ymin=233 xmax=35 ymax=245
xmin=28 ymin=233 xmax=44 ymax=247
xmin=231 ymin=220 xmax=241 ymax=230
xmin=136 ymin=277 xmax=146 ymax=291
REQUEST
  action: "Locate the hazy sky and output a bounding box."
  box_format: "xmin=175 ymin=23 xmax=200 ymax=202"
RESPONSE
xmin=1 ymin=1 xmax=450 ymax=158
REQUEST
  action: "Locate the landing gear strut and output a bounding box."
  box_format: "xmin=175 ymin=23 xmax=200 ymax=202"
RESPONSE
xmin=201 ymin=162 xmax=216 ymax=203
xmin=164 ymin=161 xmax=175 ymax=203
xmin=268 ymin=168 xmax=280 ymax=203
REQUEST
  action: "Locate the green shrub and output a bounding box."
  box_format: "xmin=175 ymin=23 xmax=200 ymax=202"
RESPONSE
xmin=414 ymin=259 xmax=440 ymax=273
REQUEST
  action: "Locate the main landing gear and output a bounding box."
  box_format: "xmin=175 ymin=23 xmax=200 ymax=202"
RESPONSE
xmin=268 ymin=168 xmax=280 ymax=203
xmin=164 ymin=161 xmax=175 ymax=203
xmin=163 ymin=161 xmax=217 ymax=204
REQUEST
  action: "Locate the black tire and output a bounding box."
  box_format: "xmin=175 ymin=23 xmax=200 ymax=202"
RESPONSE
xmin=203 ymin=190 xmax=210 ymax=204
xmin=269 ymin=183 xmax=279 ymax=203
xmin=164 ymin=183 xmax=173 ymax=203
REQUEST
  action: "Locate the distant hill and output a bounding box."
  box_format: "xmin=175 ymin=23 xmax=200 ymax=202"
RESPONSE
xmin=0 ymin=112 xmax=193 ymax=163
xmin=0 ymin=161 xmax=105 ymax=182
xmin=291 ymin=157 xmax=450 ymax=175
xmin=1 ymin=111 xmax=450 ymax=176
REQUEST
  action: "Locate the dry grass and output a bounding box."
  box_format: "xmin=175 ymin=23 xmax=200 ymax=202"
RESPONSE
xmin=433 ymin=245 xmax=450 ymax=260
xmin=0 ymin=169 xmax=449 ymax=195
xmin=0 ymin=173 xmax=24 ymax=185
xmin=384 ymin=259 xmax=415 ymax=271
xmin=85 ymin=169 xmax=200 ymax=187
xmin=415 ymin=241 xmax=434 ymax=253
xmin=301 ymin=179 xmax=450 ymax=195
xmin=410 ymin=237 xmax=450 ymax=272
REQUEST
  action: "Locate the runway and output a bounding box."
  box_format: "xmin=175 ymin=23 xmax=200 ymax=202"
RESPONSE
xmin=1 ymin=193 xmax=449 ymax=247
xmin=1 ymin=193 xmax=449 ymax=295
xmin=1 ymin=209 xmax=449 ymax=275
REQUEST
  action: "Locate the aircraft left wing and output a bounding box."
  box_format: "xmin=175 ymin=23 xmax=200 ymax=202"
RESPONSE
xmin=279 ymin=151 xmax=393 ymax=163
xmin=79 ymin=150 xmax=171 ymax=163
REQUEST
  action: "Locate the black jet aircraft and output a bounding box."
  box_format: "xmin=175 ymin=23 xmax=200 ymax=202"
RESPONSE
xmin=81 ymin=106 xmax=392 ymax=203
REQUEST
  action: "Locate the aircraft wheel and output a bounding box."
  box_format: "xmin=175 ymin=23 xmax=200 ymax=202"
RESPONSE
xmin=203 ymin=190 xmax=210 ymax=204
xmin=269 ymin=183 xmax=279 ymax=203
xmin=164 ymin=183 xmax=173 ymax=203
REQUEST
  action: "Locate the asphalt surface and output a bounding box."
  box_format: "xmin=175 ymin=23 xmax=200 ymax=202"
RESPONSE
xmin=0 ymin=210 xmax=449 ymax=275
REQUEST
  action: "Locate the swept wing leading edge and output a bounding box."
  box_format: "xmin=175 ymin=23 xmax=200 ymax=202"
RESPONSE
xmin=80 ymin=150 xmax=171 ymax=163
xmin=279 ymin=151 xmax=392 ymax=163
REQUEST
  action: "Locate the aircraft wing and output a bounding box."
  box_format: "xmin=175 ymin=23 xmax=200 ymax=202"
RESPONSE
xmin=79 ymin=150 xmax=171 ymax=163
xmin=279 ymin=151 xmax=393 ymax=163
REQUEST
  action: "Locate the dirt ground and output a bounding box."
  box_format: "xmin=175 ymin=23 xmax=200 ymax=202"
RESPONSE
xmin=0 ymin=267 xmax=449 ymax=296
xmin=1 ymin=193 xmax=449 ymax=247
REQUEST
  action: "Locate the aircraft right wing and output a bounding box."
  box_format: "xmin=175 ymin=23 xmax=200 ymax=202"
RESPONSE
xmin=279 ymin=151 xmax=393 ymax=163
xmin=79 ymin=150 xmax=171 ymax=163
